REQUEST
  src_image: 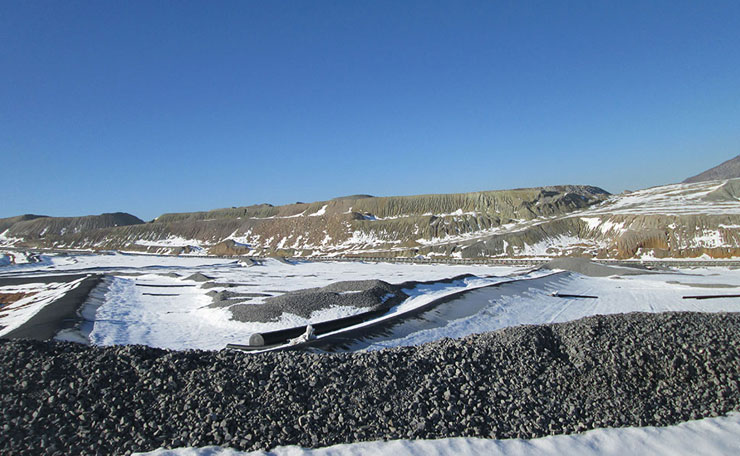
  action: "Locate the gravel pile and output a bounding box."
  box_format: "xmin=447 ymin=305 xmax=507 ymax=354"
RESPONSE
xmin=1 ymin=312 xmax=739 ymax=455
xmin=184 ymin=273 xmax=213 ymax=283
xmin=230 ymin=280 xmax=407 ymax=322
xmin=206 ymin=290 xmax=273 ymax=309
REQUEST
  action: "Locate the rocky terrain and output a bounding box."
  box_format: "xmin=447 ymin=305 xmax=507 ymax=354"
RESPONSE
xmin=228 ymin=279 xmax=407 ymax=323
xmin=4 ymin=159 xmax=740 ymax=260
xmin=1 ymin=312 xmax=738 ymax=455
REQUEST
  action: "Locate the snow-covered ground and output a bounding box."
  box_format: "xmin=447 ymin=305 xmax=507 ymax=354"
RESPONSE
xmin=137 ymin=412 xmax=740 ymax=456
xmin=5 ymin=253 xmax=740 ymax=352
xmin=0 ymin=251 xmax=233 ymax=275
xmin=353 ymin=267 xmax=740 ymax=350
xmin=77 ymin=257 xmax=740 ymax=351
xmin=51 ymin=254 xmax=524 ymax=350
xmin=0 ymin=250 xmax=40 ymax=266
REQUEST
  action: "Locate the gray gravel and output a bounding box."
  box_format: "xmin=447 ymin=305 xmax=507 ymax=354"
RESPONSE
xmin=184 ymin=273 xmax=213 ymax=282
xmin=1 ymin=311 xmax=739 ymax=455
xmin=206 ymin=290 xmax=274 ymax=308
xmin=200 ymin=282 xmax=238 ymax=289
xmin=206 ymin=290 xmax=272 ymax=301
xmin=230 ymin=280 xmax=407 ymax=322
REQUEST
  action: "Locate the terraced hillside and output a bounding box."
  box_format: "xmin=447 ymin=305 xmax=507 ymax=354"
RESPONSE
xmin=0 ymin=186 xmax=606 ymax=257
xmin=4 ymin=180 xmax=740 ymax=259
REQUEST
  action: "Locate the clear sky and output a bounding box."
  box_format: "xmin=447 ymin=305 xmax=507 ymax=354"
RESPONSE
xmin=1 ymin=1 xmax=739 ymax=221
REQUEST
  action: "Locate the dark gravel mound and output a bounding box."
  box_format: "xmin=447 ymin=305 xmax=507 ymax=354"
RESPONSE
xmin=199 ymin=281 xmax=234 ymax=289
xmin=206 ymin=291 xmax=273 ymax=308
xmin=1 ymin=312 xmax=739 ymax=455
xmin=184 ymin=273 xmax=212 ymax=282
xmin=230 ymin=280 xmax=406 ymax=322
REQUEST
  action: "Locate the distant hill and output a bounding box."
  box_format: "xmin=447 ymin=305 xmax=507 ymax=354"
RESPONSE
xmin=0 ymin=186 xmax=610 ymax=257
xmin=0 ymin=214 xmax=47 ymax=234
xmin=6 ymin=180 xmax=740 ymax=260
xmin=0 ymin=212 xmax=143 ymax=241
xmin=683 ymin=155 xmax=740 ymax=183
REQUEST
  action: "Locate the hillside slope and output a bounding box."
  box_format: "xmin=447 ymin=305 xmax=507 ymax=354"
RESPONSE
xmin=4 ymin=180 xmax=740 ymax=260
xmin=0 ymin=213 xmax=144 ymax=246
xmin=0 ymin=186 xmax=608 ymax=257
xmin=683 ymin=155 xmax=740 ymax=183
xmin=458 ymin=179 xmax=740 ymax=259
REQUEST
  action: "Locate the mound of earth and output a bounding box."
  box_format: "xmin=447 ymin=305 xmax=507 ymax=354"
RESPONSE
xmin=185 ymin=273 xmax=213 ymax=282
xmin=207 ymin=240 xmax=252 ymax=256
xmin=206 ymin=290 xmax=273 ymax=308
xmin=230 ymin=280 xmax=407 ymax=322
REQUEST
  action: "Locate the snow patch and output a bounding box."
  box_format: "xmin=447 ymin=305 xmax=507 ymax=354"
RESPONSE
xmin=135 ymin=236 xmax=205 ymax=248
xmin=136 ymin=412 xmax=740 ymax=456
xmin=308 ymin=205 xmax=328 ymax=217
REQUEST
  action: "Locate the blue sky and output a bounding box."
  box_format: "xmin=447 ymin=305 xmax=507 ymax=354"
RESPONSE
xmin=1 ymin=1 xmax=739 ymax=221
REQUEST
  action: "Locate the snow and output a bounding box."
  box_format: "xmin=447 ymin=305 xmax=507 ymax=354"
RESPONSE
xmin=7 ymin=253 xmax=740 ymax=353
xmin=515 ymin=235 xmax=604 ymax=258
xmin=87 ymin=274 xmax=224 ymax=349
xmin=368 ymin=210 xmax=480 ymax=221
xmin=0 ymin=229 xmax=22 ymax=246
xmin=308 ymin=205 xmax=328 ymax=217
xmin=358 ymin=267 xmax=740 ymax=350
xmin=135 ymin=236 xmax=205 ymax=248
xmin=243 ymin=272 xmax=553 ymax=354
xmin=88 ymin=269 xmax=501 ymax=351
xmin=136 ymin=412 xmax=740 ymax=456
xmin=340 ymin=230 xmax=400 ymax=248
xmin=0 ymin=251 xmax=233 ymax=276
xmin=581 ymin=217 xmax=602 ymax=231
xmin=25 ymin=254 xmax=519 ymax=350
xmin=0 ymin=250 xmax=37 ymax=266
xmin=582 ymin=180 xmax=740 ymax=216
xmin=580 ymin=217 xmax=626 ymax=235
xmin=688 ymin=229 xmax=723 ymax=248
